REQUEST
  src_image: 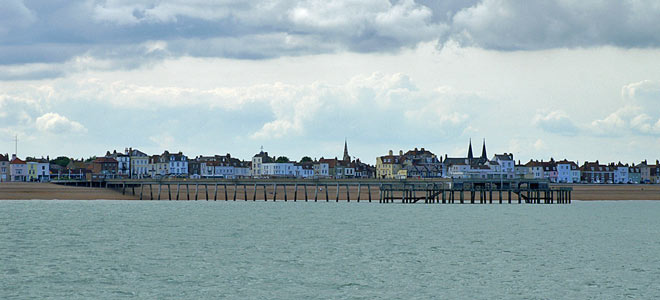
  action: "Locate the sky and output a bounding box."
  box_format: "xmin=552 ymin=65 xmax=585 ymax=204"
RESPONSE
xmin=2 ymin=0 xmax=660 ymax=164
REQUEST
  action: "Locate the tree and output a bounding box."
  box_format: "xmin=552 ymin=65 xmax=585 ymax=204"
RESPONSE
xmin=300 ymin=156 xmax=312 ymax=163
xmin=275 ymin=156 xmax=290 ymax=163
xmin=50 ymin=156 xmax=71 ymax=168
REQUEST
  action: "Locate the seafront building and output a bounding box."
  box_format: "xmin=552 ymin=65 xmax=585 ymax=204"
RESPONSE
xmin=127 ymin=148 xmax=149 ymax=178
xmin=524 ymin=159 xmax=558 ymax=182
xmin=106 ymin=150 xmax=130 ymax=177
xmin=0 ymin=154 xmax=9 ymax=182
xmin=580 ymin=161 xmax=614 ymax=183
xmin=9 ymin=155 xmax=27 ymax=182
xmin=91 ymin=157 xmax=119 ymax=176
xmin=251 ymin=150 xmax=273 ymax=178
xmin=26 ymin=158 xmax=50 ymax=182
xmin=166 ymin=151 xmax=188 ymax=176
xmin=629 ymin=165 xmax=642 ymax=183
xmin=556 ymin=159 xmax=580 ymax=183
xmin=195 ymin=154 xmax=251 ymax=179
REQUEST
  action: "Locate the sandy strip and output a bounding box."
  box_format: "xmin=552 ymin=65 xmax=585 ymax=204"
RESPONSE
xmin=0 ymin=182 xmax=137 ymax=200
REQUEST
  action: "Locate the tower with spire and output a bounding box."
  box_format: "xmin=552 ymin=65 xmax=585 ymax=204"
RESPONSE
xmin=481 ymin=138 xmax=487 ymax=159
xmin=467 ymin=138 xmax=473 ymax=160
xmin=343 ymin=139 xmax=351 ymax=162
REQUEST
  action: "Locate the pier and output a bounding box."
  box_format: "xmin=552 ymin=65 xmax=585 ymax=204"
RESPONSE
xmin=52 ymin=178 xmax=571 ymax=204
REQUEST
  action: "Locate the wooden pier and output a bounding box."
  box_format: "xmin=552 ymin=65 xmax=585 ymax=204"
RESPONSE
xmin=52 ymin=178 xmax=571 ymax=204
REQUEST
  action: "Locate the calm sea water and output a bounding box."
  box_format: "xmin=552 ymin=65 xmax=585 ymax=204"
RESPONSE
xmin=1 ymin=200 xmax=659 ymax=299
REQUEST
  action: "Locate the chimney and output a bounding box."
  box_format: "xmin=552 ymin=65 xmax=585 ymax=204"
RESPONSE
xmin=399 ymin=150 xmax=403 ymax=156
xmin=389 ymin=150 xmax=393 ymax=156
xmin=11 ymin=154 xmax=17 ymax=160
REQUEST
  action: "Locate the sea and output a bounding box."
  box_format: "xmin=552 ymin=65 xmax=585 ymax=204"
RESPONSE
xmin=1 ymin=200 xmax=659 ymax=299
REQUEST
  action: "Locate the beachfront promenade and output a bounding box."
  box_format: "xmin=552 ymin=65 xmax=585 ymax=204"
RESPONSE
xmin=51 ymin=178 xmax=572 ymax=204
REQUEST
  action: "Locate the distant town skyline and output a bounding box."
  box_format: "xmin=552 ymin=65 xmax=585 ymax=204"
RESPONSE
xmin=2 ymin=1 xmax=660 ymax=163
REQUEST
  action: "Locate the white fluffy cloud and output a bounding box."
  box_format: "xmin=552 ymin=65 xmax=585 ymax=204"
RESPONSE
xmin=35 ymin=113 xmax=87 ymax=134
xmin=0 ymin=71 xmax=482 ymax=154
xmin=533 ymin=110 xmax=578 ymax=136
xmin=622 ymin=80 xmax=660 ymax=102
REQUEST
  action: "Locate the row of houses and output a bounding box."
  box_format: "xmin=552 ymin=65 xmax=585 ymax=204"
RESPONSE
xmin=0 ymin=154 xmax=50 ymax=182
xmin=251 ymin=141 xmax=374 ymax=179
xmin=1 ymin=141 xmax=375 ymax=181
xmin=3 ymin=139 xmax=660 ymax=183
xmin=375 ymin=140 xmax=659 ymax=184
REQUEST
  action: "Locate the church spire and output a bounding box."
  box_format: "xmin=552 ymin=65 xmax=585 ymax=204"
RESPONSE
xmin=481 ymin=138 xmax=487 ymax=159
xmin=343 ymin=139 xmax=350 ymax=162
xmin=467 ymin=138 xmax=473 ymax=159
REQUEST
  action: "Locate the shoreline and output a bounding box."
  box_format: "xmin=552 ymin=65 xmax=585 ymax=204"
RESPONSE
xmin=2 ymin=182 xmax=660 ymax=201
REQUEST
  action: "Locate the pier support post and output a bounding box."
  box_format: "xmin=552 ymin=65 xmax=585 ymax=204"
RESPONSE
xmin=244 ymin=184 xmax=247 ymax=201
xmin=176 ymin=184 xmax=180 ymax=200
xmin=224 ymin=184 xmax=228 ymax=201
xmin=357 ymin=184 xmax=361 ymax=202
xmin=206 ymin=184 xmax=209 ymax=201
xmin=402 ymin=185 xmax=407 ymax=203
xmin=346 ymin=185 xmax=350 ymax=202
xmin=214 ymin=184 xmax=218 ymax=201
xmin=157 ymin=184 xmax=162 ymax=200
xmin=304 ymin=184 xmax=308 ymax=202
xmin=150 ymin=184 xmax=153 ymax=200
xmin=233 ymin=184 xmax=237 ymax=201
xmin=186 ymin=184 xmax=190 ymax=201
xmin=294 ymin=184 xmax=298 ymax=202
xmin=368 ymin=184 xmax=372 ymax=202
xmin=139 ymin=184 xmax=144 ymax=200
xmin=167 ymin=184 xmax=171 ymax=200
xmin=253 ymin=184 xmax=257 ymax=201
xmin=325 ymin=185 xmax=329 ymax=202
xmin=263 ymin=185 xmax=267 ymax=201
xmin=273 ymin=184 xmax=277 ymax=201
xmin=314 ymin=184 xmax=318 ymax=202
xmin=284 ymin=184 xmax=287 ymax=202
xmin=378 ymin=184 xmax=382 ymax=203
xmin=336 ymin=183 xmax=339 ymax=202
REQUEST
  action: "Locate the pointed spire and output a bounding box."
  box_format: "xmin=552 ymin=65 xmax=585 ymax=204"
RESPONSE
xmin=343 ymin=138 xmax=350 ymax=162
xmin=467 ymin=138 xmax=473 ymax=159
xmin=481 ymin=138 xmax=487 ymax=159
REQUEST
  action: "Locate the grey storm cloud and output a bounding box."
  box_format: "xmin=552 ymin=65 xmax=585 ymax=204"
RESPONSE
xmin=2 ymin=0 xmax=660 ymax=72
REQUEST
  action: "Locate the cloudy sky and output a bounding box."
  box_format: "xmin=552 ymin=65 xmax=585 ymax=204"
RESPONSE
xmin=2 ymin=0 xmax=660 ymax=164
